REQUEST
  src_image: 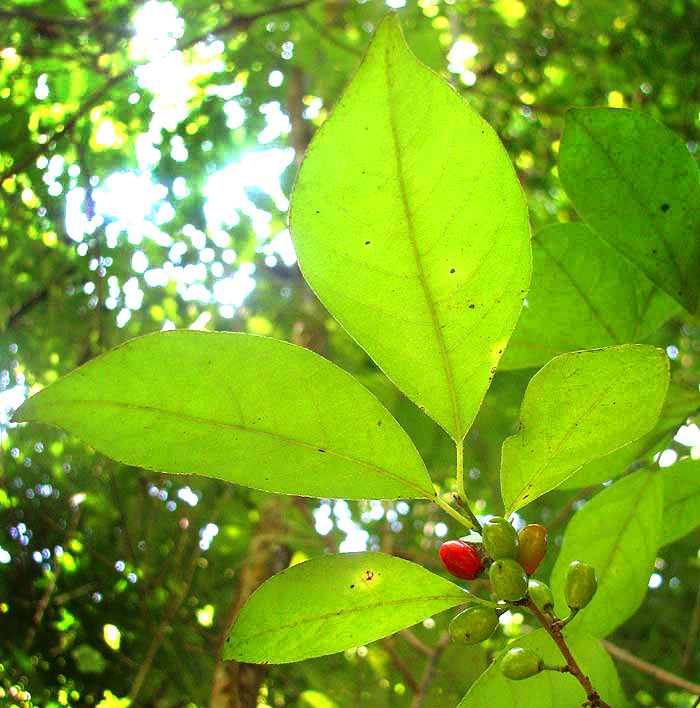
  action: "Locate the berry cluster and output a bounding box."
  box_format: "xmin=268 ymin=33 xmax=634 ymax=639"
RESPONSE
xmin=439 ymin=517 xmax=598 ymax=681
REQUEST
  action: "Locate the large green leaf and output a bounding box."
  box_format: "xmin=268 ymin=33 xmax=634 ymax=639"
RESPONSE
xmin=13 ymin=330 xmax=434 ymax=500
xmin=290 ymin=15 xmax=531 ymax=441
xmin=559 ymin=107 xmax=700 ymax=314
xmin=500 ymin=344 xmax=668 ymax=514
xmin=560 ymin=381 xmax=700 ymax=489
xmin=223 ymin=552 xmax=468 ymax=663
xmin=660 ymin=459 xmax=700 ymax=546
xmin=550 ymin=470 xmax=663 ymax=638
xmin=458 ymin=629 xmax=626 ymax=708
xmin=501 ymin=222 xmax=678 ymax=370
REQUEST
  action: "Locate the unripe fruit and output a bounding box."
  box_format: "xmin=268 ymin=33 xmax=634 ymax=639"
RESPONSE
xmin=439 ymin=540 xmax=483 ymax=580
xmin=517 ymin=524 xmax=548 ymax=575
xmin=565 ymin=561 xmax=598 ymax=610
xmin=527 ymin=579 xmax=554 ymax=613
xmin=489 ymin=558 xmax=528 ymax=602
xmin=500 ymin=647 xmax=543 ymax=680
xmin=449 ymin=606 xmax=499 ymax=644
xmin=482 ymin=517 xmax=519 ymax=560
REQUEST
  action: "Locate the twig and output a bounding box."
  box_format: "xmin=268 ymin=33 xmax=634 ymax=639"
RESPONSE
xmin=683 ymin=582 xmax=700 ymax=670
xmin=409 ymin=632 xmax=450 ymax=708
xmin=383 ymin=639 xmax=420 ymax=692
xmin=526 ymin=599 xmax=613 ymax=708
xmin=399 ymin=629 xmax=433 ymax=657
xmin=23 ymin=504 xmax=80 ymax=651
xmin=601 ymin=640 xmax=700 ymax=695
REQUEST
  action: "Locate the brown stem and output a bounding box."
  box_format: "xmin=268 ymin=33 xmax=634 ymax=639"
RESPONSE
xmin=683 ymin=582 xmax=700 ymax=670
xmin=409 ymin=632 xmax=450 ymax=708
xmin=526 ymin=599 xmax=613 ymax=708
xmin=601 ymin=640 xmax=700 ymax=695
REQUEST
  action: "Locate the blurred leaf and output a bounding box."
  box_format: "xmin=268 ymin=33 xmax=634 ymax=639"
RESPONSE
xmin=458 ymin=628 xmax=626 ymax=708
xmin=13 ymin=330 xmax=433 ymax=499
xmin=561 ymin=381 xmax=700 ymax=489
xmin=660 ymin=459 xmax=700 ymax=546
xmin=550 ymin=470 xmax=663 ymax=637
xmin=501 ymin=345 xmax=668 ymax=514
xmin=559 ymin=107 xmax=700 ymax=314
xmin=72 ymin=644 xmax=107 ymax=674
xmin=501 ymin=222 xmax=679 ymax=370
xmin=290 ymin=15 xmax=530 ymax=441
xmin=224 ymin=552 xmax=468 ymax=663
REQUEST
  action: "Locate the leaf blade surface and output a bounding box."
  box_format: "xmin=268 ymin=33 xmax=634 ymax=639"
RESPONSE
xmin=13 ymin=330 xmax=433 ymax=499
xmin=290 ymin=16 xmax=530 ymax=440
xmin=501 ymin=344 xmax=668 ymax=514
xmin=224 ymin=552 xmax=468 ymax=663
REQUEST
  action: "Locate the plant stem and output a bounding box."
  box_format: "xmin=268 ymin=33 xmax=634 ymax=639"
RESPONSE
xmin=525 ymin=599 xmax=613 ymax=708
xmin=456 ymin=439 xmax=466 ymax=502
xmin=432 ymin=490 xmax=477 ymax=530
xmin=452 ymin=492 xmax=483 ymax=532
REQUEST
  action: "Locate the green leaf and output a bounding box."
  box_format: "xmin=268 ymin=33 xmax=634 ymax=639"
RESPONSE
xmin=560 ymin=381 xmax=700 ymax=489
xmin=660 ymin=459 xmax=700 ymax=546
xmin=223 ymin=552 xmax=468 ymax=663
xmin=290 ymin=15 xmax=531 ymax=441
xmin=501 ymin=222 xmax=679 ymax=370
xmin=458 ymin=629 xmax=626 ymax=708
xmin=559 ymin=107 xmax=700 ymax=314
xmin=550 ymin=470 xmax=663 ymax=637
xmin=13 ymin=330 xmax=433 ymax=500
xmin=500 ymin=345 xmax=668 ymax=514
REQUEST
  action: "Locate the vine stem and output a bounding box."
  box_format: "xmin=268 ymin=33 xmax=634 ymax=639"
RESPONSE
xmin=525 ymin=599 xmax=613 ymax=708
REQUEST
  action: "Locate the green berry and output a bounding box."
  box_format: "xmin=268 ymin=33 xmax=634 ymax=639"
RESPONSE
xmin=449 ymin=606 xmax=499 ymax=645
xmin=500 ymin=647 xmax=543 ymax=680
xmin=482 ymin=517 xmax=519 ymax=560
xmin=527 ymin=579 xmax=554 ymax=613
xmin=489 ymin=558 xmax=528 ymax=602
xmin=565 ymin=561 xmax=597 ymax=610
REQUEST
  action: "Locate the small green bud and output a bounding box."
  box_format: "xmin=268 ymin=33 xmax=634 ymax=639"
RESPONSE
xmin=500 ymin=647 xmax=543 ymax=680
xmin=565 ymin=561 xmax=597 ymax=610
xmin=527 ymin=579 xmax=554 ymax=613
xmin=448 ymin=606 xmax=499 ymax=645
xmin=482 ymin=517 xmax=519 ymax=560
xmin=489 ymin=558 xmax=528 ymax=602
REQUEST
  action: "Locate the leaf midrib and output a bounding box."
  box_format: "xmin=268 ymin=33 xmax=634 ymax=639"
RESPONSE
xmin=534 ymin=233 xmax=620 ymax=341
xmin=25 ymin=397 xmax=433 ymax=498
xmin=569 ymin=111 xmax=689 ymax=307
xmin=383 ymin=41 xmax=462 ymax=441
xmin=230 ymin=591 xmax=465 ymax=648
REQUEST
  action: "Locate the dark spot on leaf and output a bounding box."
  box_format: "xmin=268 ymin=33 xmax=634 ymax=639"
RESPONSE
xmin=315 ymin=210 xmax=320 ymax=214
xmin=469 ymin=304 xmax=475 ymax=309
xmin=377 ymin=420 xmax=382 ymax=426
xmin=523 ymin=494 xmax=530 ymax=499
xmin=450 ymin=268 xmax=456 ymax=273
xmin=365 ymin=570 xmax=374 ymax=581
xmin=318 ymin=448 xmax=326 ymax=453
xmin=350 ymin=584 xmax=355 ymax=589
xmin=661 ymin=203 xmax=670 ymax=212
xmin=652 ymin=249 xmax=658 ymax=254
xmin=365 ymin=241 xmax=370 ymax=245
xmin=498 ymin=349 xmax=503 ymax=354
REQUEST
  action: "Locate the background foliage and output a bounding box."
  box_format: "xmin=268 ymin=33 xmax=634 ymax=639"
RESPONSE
xmin=1 ymin=0 xmax=700 ymax=706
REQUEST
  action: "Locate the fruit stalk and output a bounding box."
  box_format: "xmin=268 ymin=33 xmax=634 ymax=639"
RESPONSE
xmin=525 ymin=598 xmax=613 ymax=708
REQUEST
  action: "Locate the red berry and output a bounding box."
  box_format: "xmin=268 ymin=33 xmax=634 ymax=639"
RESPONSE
xmin=439 ymin=540 xmax=483 ymax=580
